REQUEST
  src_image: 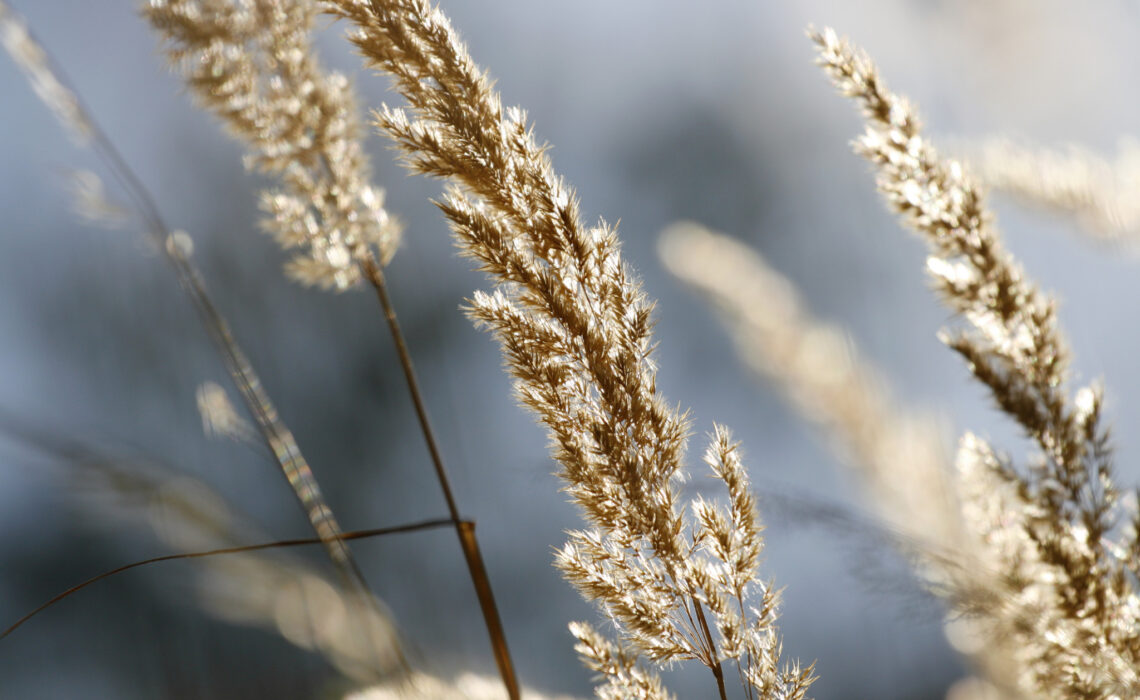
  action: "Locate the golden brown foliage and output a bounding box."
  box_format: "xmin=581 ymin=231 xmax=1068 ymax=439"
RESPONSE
xmin=962 ymin=137 xmax=1140 ymax=242
xmin=145 ymin=0 xmax=401 ymax=289
xmin=319 ymin=1 xmax=814 ymax=697
xmin=812 ymin=26 xmax=1140 ymax=698
xmin=660 ymin=222 xmax=963 ymax=552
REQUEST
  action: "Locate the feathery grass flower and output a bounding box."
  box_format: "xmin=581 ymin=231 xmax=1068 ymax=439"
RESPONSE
xmin=813 ymin=26 xmax=1140 ymax=697
xmin=321 ymin=1 xmax=815 ymax=697
xmin=145 ymin=0 xmax=401 ymax=290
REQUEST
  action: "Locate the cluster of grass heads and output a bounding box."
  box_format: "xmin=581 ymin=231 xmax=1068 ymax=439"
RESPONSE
xmin=3 ymin=2 xmax=1140 ymax=699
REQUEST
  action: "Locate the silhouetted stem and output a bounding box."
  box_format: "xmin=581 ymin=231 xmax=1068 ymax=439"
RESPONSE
xmin=362 ymin=256 xmax=520 ymax=700
xmin=1 ymin=517 xmax=457 ymax=641
xmin=694 ymin=596 xmax=728 ymax=700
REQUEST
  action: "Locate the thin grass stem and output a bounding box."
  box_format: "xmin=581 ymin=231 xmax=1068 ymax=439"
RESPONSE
xmin=1 ymin=517 xmax=457 ymax=641
xmin=361 ymin=255 xmax=520 ymax=699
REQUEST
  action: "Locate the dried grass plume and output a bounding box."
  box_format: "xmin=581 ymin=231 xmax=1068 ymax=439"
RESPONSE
xmin=320 ymin=1 xmax=815 ymax=697
xmin=813 ymin=25 xmax=1140 ymax=698
xmin=144 ymin=0 xmax=401 ymax=289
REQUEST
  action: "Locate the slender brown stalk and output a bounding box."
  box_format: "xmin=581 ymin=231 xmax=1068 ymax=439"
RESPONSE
xmin=1 ymin=517 xmax=457 ymax=641
xmin=361 ymin=255 xmax=519 ymax=700
xmin=456 ymin=522 xmax=519 ymax=700
xmin=692 ymin=597 xmax=728 ymax=700
xmin=362 ymin=258 xmax=460 ymax=521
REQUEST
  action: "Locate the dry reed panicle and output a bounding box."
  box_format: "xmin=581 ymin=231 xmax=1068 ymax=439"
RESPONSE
xmin=144 ymin=0 xmax=401 ymax=290
xmin=961 ymin=137 xmax=1140 ymax=241
xmin=812 ymin=26 xmax=1140 ymax=697
xmin=657 ymin=223 xmax=1028 ymax=695
xmin=659 ymin=222 xmax=962 ymax=552
xmin=319 ymin=1 xmax=814 ymax=697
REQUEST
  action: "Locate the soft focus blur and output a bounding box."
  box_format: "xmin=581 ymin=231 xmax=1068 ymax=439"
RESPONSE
xmin=2 ymin=1 xmax=1139 ymax=698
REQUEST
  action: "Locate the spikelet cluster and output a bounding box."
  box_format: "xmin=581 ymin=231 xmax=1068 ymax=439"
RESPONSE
xmin=144 ymin=0 xmax=400 ymax=289
xmin=658 ymin=223 xmax=1025 ymax=695
xmin=659 ymin=223 xmax=962 ymax=552
xmin=813 ymin=27 xmax=1140 ymax=697
xmin=964 ymin=137 xmax=1140 ymax=241
xmin=321 ymin=1 xmax=813 ymax=696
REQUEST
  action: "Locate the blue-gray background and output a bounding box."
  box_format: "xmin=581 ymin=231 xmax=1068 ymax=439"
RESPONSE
xmin=2 ymin=1 xmax=1139 ymax=698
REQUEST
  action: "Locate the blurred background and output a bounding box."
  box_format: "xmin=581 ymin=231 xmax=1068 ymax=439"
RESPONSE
xmin=2 ymin=0 xmax=1140 ymax=697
